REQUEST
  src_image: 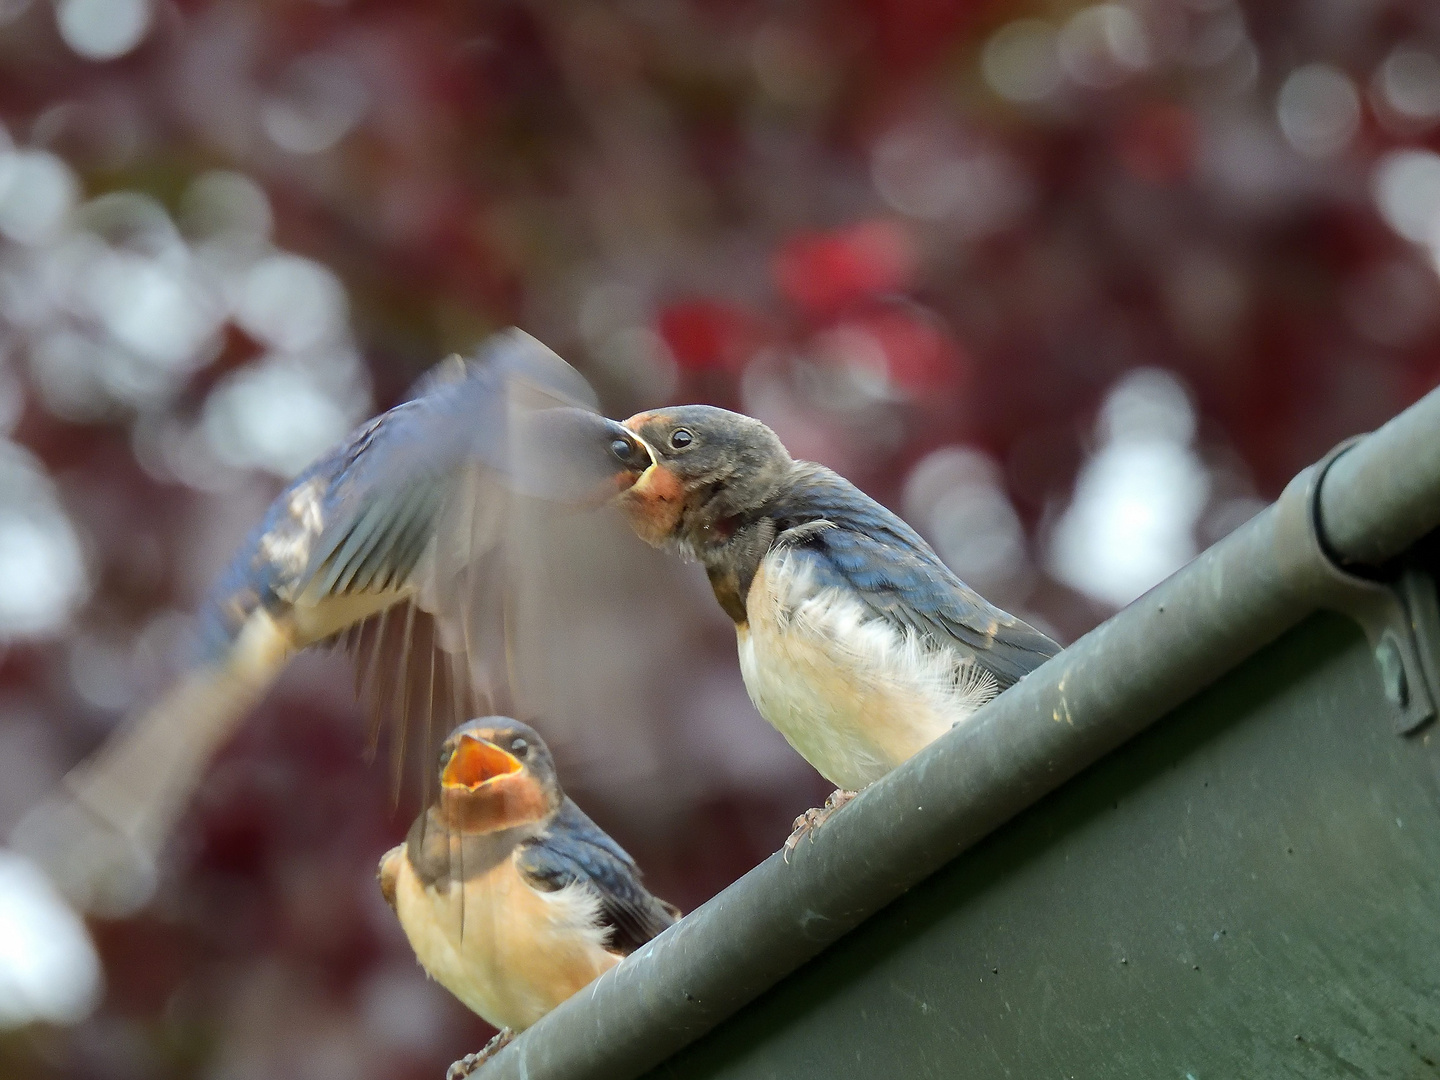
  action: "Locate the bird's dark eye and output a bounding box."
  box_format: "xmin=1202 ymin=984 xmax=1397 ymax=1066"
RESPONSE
xmin=610 ymin=437 xmax=634 ymax=462
xmin=510 ymin=737 xmax=529 ymax=757
xmin=670 ymin=429 xmax=693 ymax=449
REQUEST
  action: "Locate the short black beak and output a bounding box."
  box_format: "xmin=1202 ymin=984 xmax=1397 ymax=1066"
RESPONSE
xmin=600 ymin=418 xmax=654 ymax=480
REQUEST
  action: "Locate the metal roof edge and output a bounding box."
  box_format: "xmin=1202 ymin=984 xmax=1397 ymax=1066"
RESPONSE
xmin=485 ymin=384 xmax=1440 ymax=1080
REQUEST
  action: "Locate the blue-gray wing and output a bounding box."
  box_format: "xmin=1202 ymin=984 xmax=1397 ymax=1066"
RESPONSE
xmin=298 ymin=332 xmax=600 ymax=602
xmin=517 ymin=799 xmax=680 ymax=955
xmin=195 ymin=331 xmax=621 ymax=799
xmin=198 ymin=330 xmax=601 ymax=654
xmin=23 ymin=331 xmax=635 ymax=914
xmin=773 ymin=466 xmax=1060 ymax=688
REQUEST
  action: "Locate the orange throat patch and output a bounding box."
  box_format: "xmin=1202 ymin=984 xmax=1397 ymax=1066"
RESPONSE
xmin=440 ymin=737 xmax=550 ymax=833
xmin=617 ymin=463 xmax=687 ymax=547
xmin=441 ymin=773 xmax=551 ymax=833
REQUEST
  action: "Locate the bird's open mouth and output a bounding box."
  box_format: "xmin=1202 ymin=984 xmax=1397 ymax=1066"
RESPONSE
xmin=442 ymin=736 xmax=523 ymax=790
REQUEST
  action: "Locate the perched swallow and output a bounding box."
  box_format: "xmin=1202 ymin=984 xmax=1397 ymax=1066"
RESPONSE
xmin=616 ymin=406 xmax=1061 ymax=841
xmin=14 ymin=331 xmax=651 ymax=914
xmin=379 ymin=718 xmax=679 ymax=1078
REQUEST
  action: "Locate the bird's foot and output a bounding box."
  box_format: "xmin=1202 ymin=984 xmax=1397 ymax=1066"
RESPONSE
xmin=783 ymin=789 xmax=857 ymax=861
xmin=446 ymin=1029 xmax=515 ymax=1080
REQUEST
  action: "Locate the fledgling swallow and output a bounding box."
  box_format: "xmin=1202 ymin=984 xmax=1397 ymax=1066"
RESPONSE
xmin=378 ymin=718 xmax=679 ymax=1078
xmin=14 ymin=331 xmax=650 ymax=915
xmin=614 ymin=406 xmax=1061 ymax=845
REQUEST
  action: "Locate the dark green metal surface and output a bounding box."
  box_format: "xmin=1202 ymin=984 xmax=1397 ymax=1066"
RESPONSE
xmin=484 ymin=388 xmax=1440 ymax=1080
xmin=646 ymin=613 xmax=1440 ymax=1080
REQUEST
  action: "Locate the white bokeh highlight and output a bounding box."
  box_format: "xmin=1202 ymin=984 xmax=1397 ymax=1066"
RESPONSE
xmin=871 ymin=127 xmax=1033 ymax=236
xmin=1375 ymin=149 xmax=1440 ymax=243
xmin=182 ymin=170 xmax=274 ymax=242
xmin=1371 ymin=149 xmax=1440 ymax=280
xmin=0 ymin=151 xmax=78 ymax=246
xmin=1277 ymin=63 xmax=1360 ymax=159
xmin=904 ymin=447 xmax=1028 ymax=595
xmin=1048 ymin=369 xmax=1211 ymax=609
xmin=81 ymin=250 xmax=222 ymax=370
xmin=982 ymin=20 xmax=1062 ymax=104
xmin=0 ymin=442 xmax=89 ymax=639
xmin=0 ymin=850 xmax=102 ymax=1028
xmin=0 ymin=140 xmax=372 ymax=481
xmin=235 ymin=253 xmax=349 ymax=352
xmin=1057 ymin=4 xmax=1150 ymax=90
xmin=1376 ymin=47 xmax=1440 ymax=127
xmin=56 ymin=0 xmax=151 ymax=61
xmin=202 ymin=360 xmax=357 ymax=477
xmin=261 ymin=54 xmax=370 ymax=156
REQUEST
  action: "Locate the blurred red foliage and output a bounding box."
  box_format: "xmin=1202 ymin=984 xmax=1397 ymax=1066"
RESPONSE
xmin=657 ymin=298 xmax=761 ymax=373
xmin=0 ymin=0 xmax=1436 ymax=1077
xmin=773 ymin=220 xmax=917 ymax=316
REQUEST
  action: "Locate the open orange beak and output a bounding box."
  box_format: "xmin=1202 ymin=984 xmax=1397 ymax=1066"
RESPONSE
xmin=441 ymin=735 xmax=523 ymax=791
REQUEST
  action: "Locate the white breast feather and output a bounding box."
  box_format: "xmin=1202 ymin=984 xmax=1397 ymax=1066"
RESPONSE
xmin=738 ymin=549 xmax=997 ymax=791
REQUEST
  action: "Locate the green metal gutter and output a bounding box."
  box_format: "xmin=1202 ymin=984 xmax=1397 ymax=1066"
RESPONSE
xmin=484 ymin=385 xmax=1440 ymax=1080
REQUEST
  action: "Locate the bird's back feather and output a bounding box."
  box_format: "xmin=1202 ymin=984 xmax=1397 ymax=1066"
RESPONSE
xmin=762 ymin=462 xmax=1060 ymax=688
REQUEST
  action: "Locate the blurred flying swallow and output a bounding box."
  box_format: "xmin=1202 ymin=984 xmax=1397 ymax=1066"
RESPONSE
xmin=378 ymin=718 xmax=679 ymax=1078
xmin=616 ymin=405 xmax=1061 ymax=846
xmin=13 ymin=331 xmax=654 ymax=915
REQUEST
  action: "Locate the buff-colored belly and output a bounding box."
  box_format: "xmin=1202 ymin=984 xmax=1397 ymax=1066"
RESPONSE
xmin=392 ymin=850 xmax=619 ymax=1031
xmin=737 ymin=553 xmax=995 ymax=792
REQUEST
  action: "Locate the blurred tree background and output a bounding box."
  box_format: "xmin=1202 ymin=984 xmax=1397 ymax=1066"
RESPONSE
xmin=0 ymin=0 xmax=1437 ymax=1076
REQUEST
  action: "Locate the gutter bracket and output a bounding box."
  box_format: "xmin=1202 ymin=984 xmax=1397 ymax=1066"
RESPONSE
xmin=1275 ymin=437 xmax=1439 ymax=735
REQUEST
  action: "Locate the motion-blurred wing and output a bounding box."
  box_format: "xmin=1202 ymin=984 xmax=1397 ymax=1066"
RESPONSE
xmin=517 ymin=799 xmax=680 ymax=955
xmin=11 ymin=612 xmax=291 ymax=916
xmin=292 ymin=333 xmax=630 ymax=804
xmin=13 ymin=330 xmax=636 ymax=914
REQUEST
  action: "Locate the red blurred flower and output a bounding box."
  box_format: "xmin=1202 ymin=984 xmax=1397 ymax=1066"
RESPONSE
xmin=773 ymin=220 xmax=916 ymax=317
xmin=1115 ymin=102 xmax=1198 ymax=186
xmin=657 ymin=298 xmax=761 ymax=373
xmin=862 ymin=0 xmax=984 ymax=76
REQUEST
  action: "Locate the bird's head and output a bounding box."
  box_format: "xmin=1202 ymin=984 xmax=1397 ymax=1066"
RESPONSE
xmin=512 ymin=408 xmax=653 ymax=505
xmin=615 ymin=406 xmax=792 ymax=551
xmin=436 ymin=718 xmax=562 ymax=834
